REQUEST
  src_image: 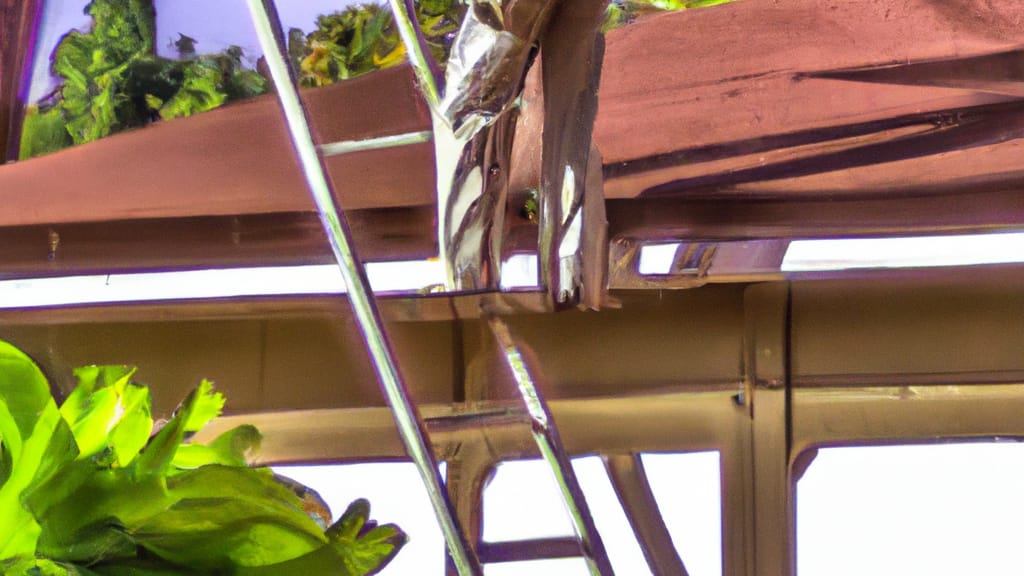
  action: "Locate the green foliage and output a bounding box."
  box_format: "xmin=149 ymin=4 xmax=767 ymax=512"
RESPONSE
xmin=0 ymin=339 xmax=405 ymax=576
xmin=18 ymin=105 xmax=73 ymax=159
xmin=602 ymin=0 xmax=737 ymax=31
xmin=20 ymin=0 xmax=267 ymax=159
xmin=291 ymin=1 xmax=461 ymax=87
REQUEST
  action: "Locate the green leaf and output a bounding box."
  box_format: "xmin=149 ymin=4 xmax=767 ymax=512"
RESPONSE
xmin=60 ymin=366 xmax=128 ymax=459
xmin=60 ymin=365 xmax=153 ymax=467
xmin=107 ymin=382 xmax=153 ymax=468
xmin=0 ymin=401 xmax=78 ymax=560
xmin=329 ymin=499 xmax=406 ymax=575
xmin=32 ymin=468 xmax=168 ymax=563
xmin=183 ymin=379 xmax=224 ymax=433
xmin=0 ymin=337 xmax=403 ymax=575
xmin=172 ymin=425 xmax=261 ymax=470
xmin=47 ymin=0 xmax=156 ymax=145
xmin=296 ymin=2 xmax=460 ymax=87
xmin=226 ymin=68 xmax=268 ymax=101
xmin=235 ymin=499 xmax=406 ymax=576
xmin=0 ymin=340 xmax=54 ymax=449
xmin=158 ymin=58 xmax=228 ymax=120
xmin=18 ymin=105 xmax=72 ymax=160
xmin=603 ymin=0 xmax=738 ymax=31
xmin=86 ymin=558 xmax=193 ymax=576
xmin=133 ymin=465 xmax=327 ymax=570
xmin=135 ymin=380 xmax=221 ymax=476
xmin=0 ymin=342 xmax=78 ymax=560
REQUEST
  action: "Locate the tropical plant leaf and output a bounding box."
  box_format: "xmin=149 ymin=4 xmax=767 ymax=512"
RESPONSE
xmin=31 ymin=468 xmax=167 ymax=564
xmin=0 ymin=341 xmax=403 ymax=575
xmin=0 ymin=342 xmax=79 ymax=560
xmin=172 ymin=424 xmax=261 ymax=470
xmin=60 ymin=366 xmax=137 ymax=461
xmin=329 ymin=499 xmax=406 ymax=576
xmin=134 ymin=379 xmax=221 ymax=477
xmin=234 ymin=499 xmax=406 ymax=576
xmin=0 ymin=340 xmax=54 ymax=443
xmin=131 ymin=464 xmax=326 ymax=569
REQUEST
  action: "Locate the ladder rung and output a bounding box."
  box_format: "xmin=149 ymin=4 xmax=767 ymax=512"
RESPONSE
xmin=478 ymin=537 xmax=583 ymax=564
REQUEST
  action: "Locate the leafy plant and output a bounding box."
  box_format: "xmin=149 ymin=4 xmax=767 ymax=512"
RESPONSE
xmin=20 ymin=0 xmax=267 ymax=160
xmin=0 ymin=339 xmax=405 ymax=575
xmin=289 ymin=1 xmax=461 ymax=87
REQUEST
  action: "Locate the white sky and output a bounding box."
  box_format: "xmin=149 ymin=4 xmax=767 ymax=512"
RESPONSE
xmin=782 ymin=232 xmax=1024 ymax=272
xmin=273 ymin=443 xmax=1024 ymax=575
xmin=798 ymin=442 xmax=1024 ymax=576
xmin=278 ymin=453 xmax=722 ymax=575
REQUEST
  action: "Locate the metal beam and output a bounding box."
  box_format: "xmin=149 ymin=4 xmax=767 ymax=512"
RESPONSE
xmin=743 ymin=283 xmax=793 ymax=576
xmin=605 ymin=454 xmax=690 ymax=576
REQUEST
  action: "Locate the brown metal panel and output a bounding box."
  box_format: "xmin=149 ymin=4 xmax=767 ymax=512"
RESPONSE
xmin=790 ymin=269 xmax=1024 ymax=385
xmin=260 ymin=315 xmax=459 ymax=410
xmin=0 ymin=313 xmax=459 ymax=417
xmin=477 ymin=539 xmax=582 ymax=563
xmin=201 ymin=391 xmax=744 ymax=462
xmin=743 ymin=283 xmax=793 ymax=576
xmin=461 ymin=287 xmax=746 ymax=400
xmin=0 ymin=319 xmax=266 ymax=416
xmin=792 ymin=384 xmax=1024 ymax=455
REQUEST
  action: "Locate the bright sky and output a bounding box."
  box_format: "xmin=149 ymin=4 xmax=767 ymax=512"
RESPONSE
xmin=272 ymin=443 xmax=1024 ymax=575
xmin=798 ymin=443 xmax=1024 ymax=576
xmin=275 ymin=452 xmax=722 ymax=575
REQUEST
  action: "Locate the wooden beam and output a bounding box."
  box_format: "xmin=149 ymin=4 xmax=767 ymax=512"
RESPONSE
xmin=607 ymin=187 xmax=1024 ymax=241
xmin=595 ymin=0 xmax=1024 ymax=167
xmin=0 ymin=64 xmax=434 ymax=226
xmin=0 ymin=208 xmax=436 ymax=279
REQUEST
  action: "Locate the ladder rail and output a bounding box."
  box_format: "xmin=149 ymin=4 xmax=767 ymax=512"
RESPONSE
xmin=243 ymin=1 xmax=481 ymax=575
xmin=486 ymin=312 xmax=616 ymax=575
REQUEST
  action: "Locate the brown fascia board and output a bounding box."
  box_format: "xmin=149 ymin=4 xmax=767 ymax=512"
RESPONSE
xmin=0 ymin=208 xmax=437 ymax=279
xmin=0 ymin=64 xmax=434 ymax=227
